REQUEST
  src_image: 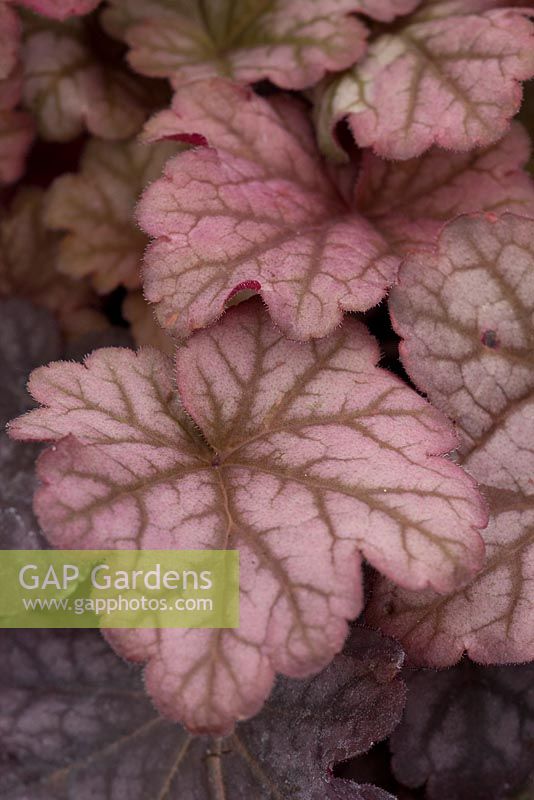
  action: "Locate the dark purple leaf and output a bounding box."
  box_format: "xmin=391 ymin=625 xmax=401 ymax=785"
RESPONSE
xmin=0 ymin=626 xmax=405 ymax=799
xmin=0 ymin=299 xmax=61 ymax=549
xmin=0 ymin=298 xmax=61 ymax=427
xmin=391 ymin=660 xmax=534 ymax=800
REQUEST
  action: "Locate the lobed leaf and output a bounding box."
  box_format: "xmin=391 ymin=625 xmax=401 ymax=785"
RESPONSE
xmin=0 ymin=299 xmax=136 ymax=560
xmin=390 ymin=660 xmax=534 ymax=800
xmin=102 ymin=0 xmax=368 ymax=91
xmin=0 ymin=187 xmax=107 ymax=337
xmin=355 ymin=122 xmax=534 ymax=254
xmin=318 ymin=0 xmax=534 ymax=159
xmin=21 ymin=18 xmax=147 ymax=141
xmin=0 ymin=626 xmax=403 ymax=799
xmin=44 ymin=138 xmax=179 ymax=292
xmin=10 ymin=299 xmax=486 ymax=731
xmin=368 ymin=213 xmax=534 ymax=664
xmin=139 ymin=79 xmax=399 ymax=340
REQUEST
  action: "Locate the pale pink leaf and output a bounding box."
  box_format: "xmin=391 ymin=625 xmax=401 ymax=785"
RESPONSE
xmin=44 ymin=137 xmax=179 ymax=292
xmin=356 ymin=122 xmax=534 ymax=253
xmin=22 ymin=21 xmax=147 ymax=141
xmin=9 ymin=300 xmax=485 ymax=732
xmin=319 ymin=1 xmax=534 ymax=159
xmin=102 ymin=0 xmax=367 ymax=90
xmin=368 ymin=213 xmax=534 ymax=665
xmin=16 ymin=0 xmax=101 ymax=19
xmin=138 ymin=80 xmax=399 ymax=340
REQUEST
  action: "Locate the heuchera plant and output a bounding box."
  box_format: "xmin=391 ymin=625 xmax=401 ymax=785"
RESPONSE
xmin=1 ymin=0 xmax=533 ymax=797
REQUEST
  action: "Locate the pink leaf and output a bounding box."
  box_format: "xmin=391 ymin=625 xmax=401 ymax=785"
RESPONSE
xmin=0 ymin=2 xmax=20 ymax=81
xmin=9 ymin=299 xmax=486 ymax=732
xmin=102 ymin=0 xmax=367 ymax=90
xmin=138 ymin=80 xmax=399 ymax=340
xmin=352 ymin=0 xmax=420 ymax=21
xmin=0 ymin=64 xmax=33 ymax=185
xmin=368 ymin=213 xmax=534 ymax=665
xmin=0 ymin=107 xmax=33 ymax=184
xmin=355 ymin=122 xmax=534 ymax=253
xmin=16 ymin=0 xmax=101 ymax=19
xmin=0 ymin=60 xmax=22 ymax=109
xmin=21 ymin=20 xmax=147 ymax=141
xmin=318 ymin=1 xmax=534 ymax=159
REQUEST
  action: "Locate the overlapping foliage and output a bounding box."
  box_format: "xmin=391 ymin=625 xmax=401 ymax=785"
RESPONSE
xmin=1 ymin=0 xmax=533 ymax=797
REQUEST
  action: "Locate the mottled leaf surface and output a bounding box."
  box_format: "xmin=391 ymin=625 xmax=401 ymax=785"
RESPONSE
xmin=10 ymin=300 xmax=485 ymax=731
xmin=368 ymin=213 xmax=534 ymax=664
xmin=22 ymin=18 xmax=146 ymax=141
xmin=0 ymin=299 xmax=61 ymax=550
xmin=0 ymin=187 xmax=106 ymax=337
xmin=319 ymin=0 xmax=534 ymax=159
xmin=390 ymin=660 xmax=534 ymax=800
xmin=45 ymin=138 xmax=178 ymax=292
xmin=139 ymin=80 xmax=399 ymax=340
xmin=0 ymin=626 xmax=404 ymax=799
xmin=102 ymin=0 xmax=367 ymax=91
xmin=356 ymin=122 xmax=534 ymax=254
